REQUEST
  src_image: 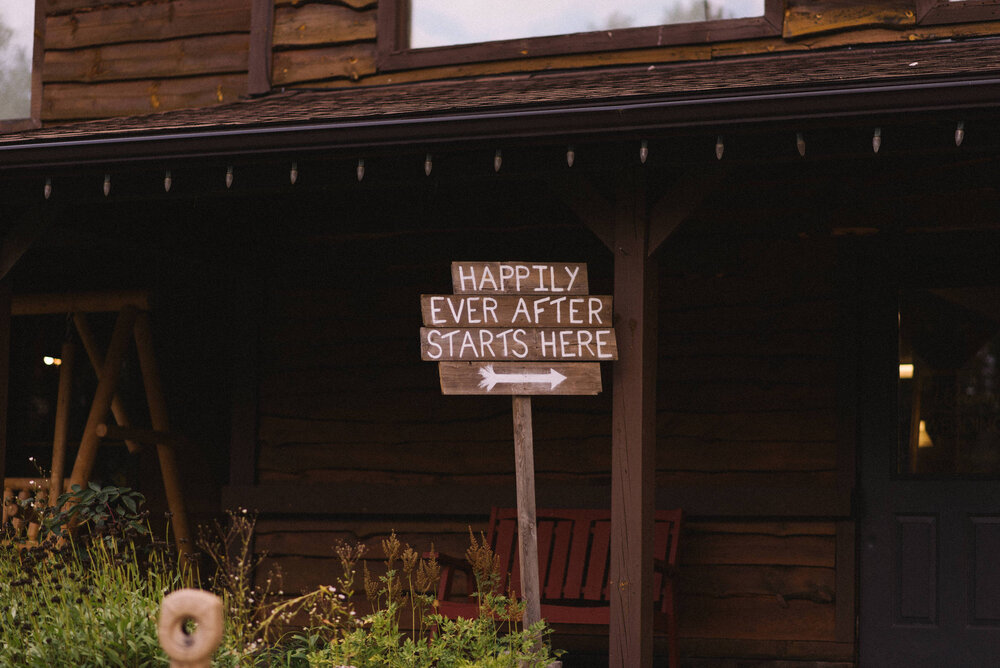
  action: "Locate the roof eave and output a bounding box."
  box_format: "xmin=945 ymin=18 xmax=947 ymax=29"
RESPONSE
xmin=3 ymin=73 xmax=1000 ymax=171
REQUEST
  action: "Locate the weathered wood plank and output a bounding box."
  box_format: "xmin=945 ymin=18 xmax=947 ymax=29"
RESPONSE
xmin=43 ymin=34 xmax=249 ymax=83
xmin=45 ymin=0 xmax=251 ymax=50
xmin=608 ymin=171 xmax=656 ymax=667
xmin=679 ymin=596 xmax=836 ymax=641
xmin=439 ymin=361 xmax=603 ymax=396
xmin=249 ymin=0 xmax=274 ymax=95
xmin=256 ymin=383 xmax=831 ymax=420
xmin=783 ymin=0 xmax=916 ymax=40
xmin=275 ymin=0 xmax=376 ymax=9
xmin=657 ymin=439 xmax=836 ymax=473
xmin=43 ymin=0 xmax=132 ymax=15
xmin=452 ymin=262 xmax=589 ymax=295
xmin=659 ymin=408 xmax=837 ymax=442
xmin=272 ymin=43 xmax=376 ymax=84
xmin=273 ymin=4 xmax=375 ymax=46
xmin=686 ymin=521 xmax=836 ymax=536
xmin=682 ymin=533 xmax=836 ymax=568
xmin=660 ymin=300 xmax=837 ymax=334
xmin=422 ymin=294 xmax=613 ymax=328
xmin=254 ymin=469 xmax=840 ymax=490
xmin=677 ymin=638 xmax=854 ymax=662
xmin=658 ymin=329 xmax=838 ymax=357
xmin=298 ymin=19 xmax=1000 ymax=91
xmin=659 ymin=356 xmax=838 ymax=384
xmin=42 ymin=74 xmax=248 ymax=120
xmin=420 ymin=327 xmax=617 ymax=361
xmin=256 ymin=528 xmax=471 ymax=559
xmin=256 ymin=408 xmax=613 ymax=446
xmin=680 ymin=564 xmax=835 ymax=603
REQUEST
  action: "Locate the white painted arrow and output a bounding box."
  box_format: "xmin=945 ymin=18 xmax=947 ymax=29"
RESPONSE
xmin=478 ymin=365 xmax=567 ymax=391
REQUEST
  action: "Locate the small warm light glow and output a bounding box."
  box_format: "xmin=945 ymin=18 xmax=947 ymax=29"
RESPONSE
xmin=899 ymin=363 xmax=914 ymax=379
xmin=918 ymin=420 xmax=933 ymax=449
xmin=43 ymin=356 xmax=62 ymax=366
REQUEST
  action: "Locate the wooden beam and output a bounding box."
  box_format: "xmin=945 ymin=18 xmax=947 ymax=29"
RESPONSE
xmin=14 ymin=290 xmax=149 ymax=315
xmin=220 ymin=482 xmax=852 ymax=518
xmin=548 ymin=174 xmax=615 ymax=251
xmin=73 ymin=313 xmax=141 ymax=453
xmin=134 ymin=311 xmax=193 ymax=558
xmin=0 ymin=279 xmax=9 ymax=489
xmin=68 ymin=306 xmax=137 ymax=491
xmin=248 ymin=0 xmax=274 ymax=95
xmin=512 ymin=396 xmax=541 ymax=629
xmin=647 ymin=165 xmax=728 ymax=257
xmin=49 ymin=340 xmax=76 ymax=499
xmin=96 ymin=423 xmax=187 ymax=450
xmin=609 ymin=169 xmax=657 ymax=668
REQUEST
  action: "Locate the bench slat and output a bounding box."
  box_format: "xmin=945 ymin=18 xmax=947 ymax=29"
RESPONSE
xmin=562 ymin=515 xmax=592 ymax=599
xmin=583 ymin=519 xmax=611 ymax=601
xmin=545 ymin=519 xmax=573 ymax=599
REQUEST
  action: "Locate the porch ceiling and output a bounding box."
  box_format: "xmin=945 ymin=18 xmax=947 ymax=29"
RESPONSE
xmin=1 ymin=39 xmax=1000 ymax=170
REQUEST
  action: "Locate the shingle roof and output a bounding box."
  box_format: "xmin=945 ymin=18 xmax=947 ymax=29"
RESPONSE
xmin=2 ymin=38 xmax=1000 ymax=163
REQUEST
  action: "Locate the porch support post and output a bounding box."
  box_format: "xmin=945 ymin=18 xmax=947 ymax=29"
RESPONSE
xmin=609 ymin=168 xmax=657 ymax=668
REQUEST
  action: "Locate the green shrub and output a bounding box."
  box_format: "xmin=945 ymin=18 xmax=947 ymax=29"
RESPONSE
xmin=0 ymin=525 xmax=185 ymax=666
xmin=2 ymin=489 xmax=562 ymax=667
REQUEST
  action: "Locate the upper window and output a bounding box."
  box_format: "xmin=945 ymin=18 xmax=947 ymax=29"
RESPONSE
xmin=377 ymin=0 xmax=782 ymax=71
xmin=0 ymin=0 xmax=40 ymax=130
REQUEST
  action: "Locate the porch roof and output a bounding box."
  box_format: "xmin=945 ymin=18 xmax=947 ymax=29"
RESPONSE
xmin=2 ymin=38 xmax=1000 ymax=169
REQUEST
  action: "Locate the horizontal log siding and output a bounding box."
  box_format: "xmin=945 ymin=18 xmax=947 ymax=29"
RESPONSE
xmin=271 ymin=1 xmax=377 ymax=85
xmin=246 ymin=172 xmax=844 ymax=657
xmin=41 ymin=0 xmax=251 ymax=120
xmin=269 ymin=0 xmax=1000 ymax=91
xmin=253 ymin=518 xmax=847 ymax=658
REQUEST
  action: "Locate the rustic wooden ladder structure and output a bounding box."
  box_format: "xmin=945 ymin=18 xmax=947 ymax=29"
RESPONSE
xmin=1 ymin=292 xmax=191 ymax=556
xmin=435 ymin=507 xmax=682 ymax=668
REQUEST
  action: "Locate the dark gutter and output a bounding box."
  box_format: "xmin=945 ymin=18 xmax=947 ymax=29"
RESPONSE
xmin=2 ymin=73 xmax=1000 ymax=170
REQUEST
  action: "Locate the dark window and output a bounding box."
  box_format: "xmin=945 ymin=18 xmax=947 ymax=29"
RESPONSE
xmin=898 ymin=287 xmax=1000 ymax=475
xmin=377 ymin=0 xmax=782 ymax=71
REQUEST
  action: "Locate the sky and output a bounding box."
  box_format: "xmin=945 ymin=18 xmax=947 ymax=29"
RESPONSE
xmin=0 ymin=1 xmax=33 ymax=58
xmin=411 ymin=0 xmax=764 ymax=48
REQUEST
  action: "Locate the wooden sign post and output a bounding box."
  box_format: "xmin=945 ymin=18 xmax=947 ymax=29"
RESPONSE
xmin=421 ymin=261 xmax=617 ymax=629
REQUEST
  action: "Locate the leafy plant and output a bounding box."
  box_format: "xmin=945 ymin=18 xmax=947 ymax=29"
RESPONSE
xmin=42 ymin=482 xmax=149 ymax=542
xmin=307 ymin=531 xmax=561 ymax=668
xmin=0 ymin=530 xmax=187 ymax=666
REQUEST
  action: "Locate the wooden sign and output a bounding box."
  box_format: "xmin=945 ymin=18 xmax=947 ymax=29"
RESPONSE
xmin=420 ymin=327 xmax=618 ymax=361
xmin=452 ymin=262 xmax=588 ymax=294
xmin=421 ymin=295 xmax=613 ymax=327
xmin=419 ymin=261 xmax=615 ymax=633
xmin=439 ymin=361 xmax=602 ymax=395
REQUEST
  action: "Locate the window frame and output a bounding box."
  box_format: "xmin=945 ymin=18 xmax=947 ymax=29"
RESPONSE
xmin=376 ymin=0 xmax=784 ymax=72
xmin=0 ymin=1 xmax=44 ymax=133
xmin=916 ymin=0 xmax=1000 ymax=25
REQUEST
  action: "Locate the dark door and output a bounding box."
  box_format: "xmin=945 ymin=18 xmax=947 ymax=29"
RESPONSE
xmin=859 ymin=236 xmax=1000 ymax=666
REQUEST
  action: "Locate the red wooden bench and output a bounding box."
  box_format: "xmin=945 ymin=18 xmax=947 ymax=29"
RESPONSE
xmin=434 ymin=507 xmax=682 ymax=668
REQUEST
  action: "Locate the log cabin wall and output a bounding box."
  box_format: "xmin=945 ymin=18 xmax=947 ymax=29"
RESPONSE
xmin=40 ymin=0 xmax=252 ymax=121
xmin=272 ymin=0 xmax=1000 ymax=90
xmin=244 ymin=160 xmax=853 ymax=664
xmin=35 ymin=1 xmax=1000 ymax=122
